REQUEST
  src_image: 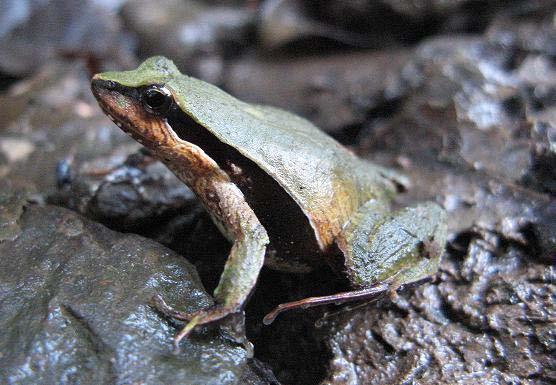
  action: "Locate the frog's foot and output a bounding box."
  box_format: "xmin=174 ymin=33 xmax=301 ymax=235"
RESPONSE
xmin=263 ymin=281 xmax=393 ymax=325
xmin=152 ymin=294 xmax=231 ymax=352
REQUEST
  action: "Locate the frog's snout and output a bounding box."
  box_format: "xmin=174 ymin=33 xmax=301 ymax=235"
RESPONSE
xmin=91 ymin=78 xmax=119 ymax=97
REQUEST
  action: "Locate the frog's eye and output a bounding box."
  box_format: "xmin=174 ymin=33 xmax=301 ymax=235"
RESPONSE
xmin=141 ymin=86 xmax=172 ymax=115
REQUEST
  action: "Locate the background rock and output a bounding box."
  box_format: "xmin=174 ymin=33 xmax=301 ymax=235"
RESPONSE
xmin=0 ymin=0 xmax=135 ymax=77
xmin=225 ymin=50 xmax=410 ymax=133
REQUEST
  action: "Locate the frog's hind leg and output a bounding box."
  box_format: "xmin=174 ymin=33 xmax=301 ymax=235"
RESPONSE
xmin=262 ymin=281 xmax=391 ymax=325
xmin=338 ymin=200 xmax=447 ymax=292
xmin=263 ymin=200 xmax=447 ymax=324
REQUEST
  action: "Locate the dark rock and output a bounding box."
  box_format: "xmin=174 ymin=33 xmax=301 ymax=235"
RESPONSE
xmin=53 ymin=153 xmax=197 ymax=234
xmin=0 ymin=182 xmax=28 ymax=241
xmin=0 ymin=61 xmax=135 ymax=196
xmin=0 ymin=188 xmax=251 ymax=385
xmin=0 ymin=0 xmax=135 ymax=76
xmin=225 ymin=50 xmax=410 ymax=133
xmin=240 ymin=358 xmax=283 ymax=385
xmin=360 ymin=31 xmax=556 ymax=198
xmin=525 ymin=121 xmax=556 ymax=195
xmin=0 ymin=60 xmax=198 ymax=239
xmin=2 ymin=60 xmax=205 ymax=250
xmin=486 ymin=3 xmax=556 ymax=57
xmin=259 ymin=0 xmax=534 ymax=52
xmin=319 ymin=225 xmax=554 ymax=384
xmin=257 ymin=0 xmax=390 ymax=50
xmin=486 ymin=8 xmax=556 ymax=195
xmin=396 ymin=36 xmax=531 ymax=181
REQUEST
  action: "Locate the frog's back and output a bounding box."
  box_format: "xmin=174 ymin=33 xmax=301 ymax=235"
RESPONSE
xmin=168 ymin=74 xmax=402 ymax=249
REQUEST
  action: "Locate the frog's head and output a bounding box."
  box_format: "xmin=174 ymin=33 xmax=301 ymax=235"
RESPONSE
xmin=91 ymin=56 xmax=183 ymax=150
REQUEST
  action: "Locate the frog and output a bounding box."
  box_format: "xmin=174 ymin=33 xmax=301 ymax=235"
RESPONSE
xmin=91 ymin=56 xmax=447 ymax=350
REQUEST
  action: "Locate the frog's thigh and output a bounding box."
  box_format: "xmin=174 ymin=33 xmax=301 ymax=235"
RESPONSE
xmin=339 ymin=200 xmax=448 ymax=288
xmin=263 ymin=201 xmax=447 ymax=324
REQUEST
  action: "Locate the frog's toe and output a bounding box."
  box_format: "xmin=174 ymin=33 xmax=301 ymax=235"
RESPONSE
xmin=172 ymin=314 xmax=203 ymax=352
xmin=172 ymin=307 xmax=233 ymax=351
xmin=151 ymin=294 xmax=234 ymax=351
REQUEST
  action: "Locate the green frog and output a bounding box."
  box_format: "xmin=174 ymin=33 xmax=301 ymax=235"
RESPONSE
xmin=91 ymin=56 xmax=447 ymax=350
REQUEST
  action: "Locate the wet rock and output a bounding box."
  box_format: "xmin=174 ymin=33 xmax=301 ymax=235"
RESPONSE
xmin=225 ymin=50 xmax=409 ymax=133
xmin=525 ymin=121 xmax=556 ymax=195
xmin=486 ymin=3 xmax=556 ymax=57
xmin=360 ymin=29 xmax=556 ymax=195
xmin=0 ymin=188 xmax=251 ymax=385
xmin=0 ymin=182 xmax=29 ymax=241
xmin=319 ymin=225 xmax=554 ymax=384
xmin=395 ymin=36 xmax=530 ymax=182
xmin=0 ymin=0 xmax=135 ymax=76
xmin=240 ymin=359 xmax=283 ymax=385
xmin=0 ymin=59 xmax=200 ymax=241
xmin=486 ymin=7 xmax=556 ymax=195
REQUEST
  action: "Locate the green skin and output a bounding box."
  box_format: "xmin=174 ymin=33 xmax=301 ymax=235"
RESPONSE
xmin=91 ymin=57 xmax=447 ymax=350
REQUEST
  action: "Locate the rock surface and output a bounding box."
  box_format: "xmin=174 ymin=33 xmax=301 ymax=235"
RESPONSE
xmin=225 ymin=50 xmax=410 ymax=133
xmin=0 ymin=0 xmax=135 ymax=76
xmin=0 ymin=187 xmax=249 ymax=385
xmin=314 ymin=13 xmax=556 ymax=385
xmin=319 ymin=226 xmax=554 ymax=384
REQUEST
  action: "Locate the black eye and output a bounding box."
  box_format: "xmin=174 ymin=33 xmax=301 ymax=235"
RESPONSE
xmin=141 ymin=86 xmax=172 ymax=114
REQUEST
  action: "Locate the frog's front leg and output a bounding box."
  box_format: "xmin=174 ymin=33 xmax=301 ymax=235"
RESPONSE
xmin=263 ymin=200 xmax=447 ymax=323
xmin=154 ymin=167 xmax=269 ymax=350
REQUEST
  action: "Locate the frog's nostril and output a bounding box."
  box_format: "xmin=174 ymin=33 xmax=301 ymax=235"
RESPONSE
xmin=105 ymin=81 xmax=117 ymax=90
xmin=91 ymin=79 xmax=117 ymax=92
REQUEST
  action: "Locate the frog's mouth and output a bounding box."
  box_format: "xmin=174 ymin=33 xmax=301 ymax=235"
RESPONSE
xmin=91 ymin=78 xmax=175 ymax=148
